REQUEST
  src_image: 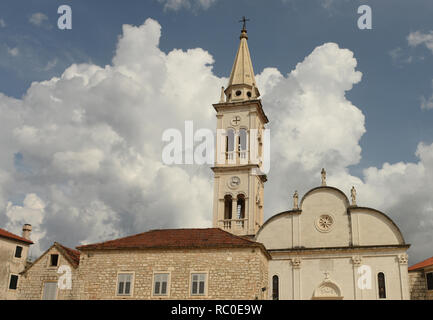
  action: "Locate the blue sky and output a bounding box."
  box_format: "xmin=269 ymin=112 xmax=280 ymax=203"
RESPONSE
xmin=0 ymin=0 xmax=433 ymax=263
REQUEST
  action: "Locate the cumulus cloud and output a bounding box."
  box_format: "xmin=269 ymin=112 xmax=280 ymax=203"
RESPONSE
xmin=29 ymin=12 xmax=48 ymax=27
xmin=408 ymin=30 xmax=433 ymax=54
xmin=158 ymin=0 xmax=217 ymax=11
xmin=0 ymin=18 xmax=220 ymax=256
xmin=4 ymin=194 xmax=47 ymax=257
xmin=0 ymin=18 xmax=431 ymax=265
xmin=0 ymin=19 xmax=6 ymax=28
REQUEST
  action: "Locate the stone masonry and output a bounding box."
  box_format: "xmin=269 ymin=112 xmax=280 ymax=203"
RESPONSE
xmin=77 ymin=247 xmax=269 ymax=300
xmin=18 ymin=245 xmax=79 ymax=300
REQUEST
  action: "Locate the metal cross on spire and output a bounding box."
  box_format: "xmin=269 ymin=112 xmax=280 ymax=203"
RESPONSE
xmin=239 ymin=16 xmax=250 ymax=31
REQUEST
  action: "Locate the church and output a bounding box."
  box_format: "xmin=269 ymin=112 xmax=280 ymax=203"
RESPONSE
xmin=15 ymin=24 xmax=410 ymax=300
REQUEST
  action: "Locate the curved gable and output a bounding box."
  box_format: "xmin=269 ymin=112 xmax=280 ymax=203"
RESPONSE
xmin=299 ymin=187 xmax=351 ymax=248
xmin=300 ymin=186 xmax=350 ymax=208
xmin=349 ymin=207 xmax=405 ymax=246
xmin=256 ymin=211 xmax=297 ymax=249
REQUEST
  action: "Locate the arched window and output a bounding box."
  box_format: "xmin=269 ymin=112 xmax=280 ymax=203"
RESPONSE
xmin=224 ymin=195 xmax=232 ymax=220
xmin=236 ymin=194 xmax=245 ymax=219
xmin=378 ymin=272 xmax=386 ymax=299
xmin=238 ymin=129 xmax=247 ymax=151
xmin=272 ymin=275 xmax=279 ymax=300
xmin=226 ymin=129 xmax=235 ymax=161
xmin=226 ymin=129 xmax=235 ymax=152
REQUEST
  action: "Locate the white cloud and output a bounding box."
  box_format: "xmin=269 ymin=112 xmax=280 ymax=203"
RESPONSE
xmin=389 ymin=47 xmax=413 ymax=65
xmin=5 ymin=194 xmax=47 ymax=257
xmin=7 ymin=47 xmax=19 ymax=57
xmin=0 ymin=19 xmax=6 ymax=28
xmin=0 ymin=18 xmax=431 ymax=265
xmin=0 ymin=18 xmax=220 ymax=255
xmin=407 ymin=31 xmax=433 ymax=111
xmin=158 ymin=0 xmax=217 ymax=11
xmin=420 ymin=80 xmax=433 ymax=111
xmin=408 ymin=30 xmax=433 ymax=54
xmin=406 ymin=31 xmax=433 ymax=111
xmin=29 ymin=12 xmax=48 ymax=27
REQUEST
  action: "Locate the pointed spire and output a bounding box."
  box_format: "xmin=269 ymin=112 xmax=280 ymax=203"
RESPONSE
xmin=225 ymin=21 xmax=260 ymax=102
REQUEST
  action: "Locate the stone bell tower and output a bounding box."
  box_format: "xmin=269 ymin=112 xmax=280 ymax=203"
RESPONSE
xmin=212 ymin=22 xmax=268 ymax=237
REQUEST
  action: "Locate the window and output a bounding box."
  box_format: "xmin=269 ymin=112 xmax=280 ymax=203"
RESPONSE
xmin=272 ymin=275 xmax=279 ymax=300
xmin=191 ymin=273 xmax=206 ymax=296
xmin=236 ymin=194 xmax=245 ymax=220
xmin=49 ymin=254 xmax=59 ymax=266
xmin=117 ymin=273 xmax=133 ymax=296
xmin=42 ymin=282 xmax=57 ymax=300
xmin=49 ymin=254 xmax=59 ymax=267
xmin=153 ymin=273 xmax=169 ymax=296
xmin=378 ymin=272 xmax=386 ymax=299
xmin=224 ymin=195 xmax=232 ymax=220
xmin=427 ymin=272 xmax=433 ymax=291
xmin=226 ymin=129 xmax=235 ymax=153
xmin=238 ymin=129 xmax=247 ymax=151
xmin=9 ymin=275 xmax=18 ymax=290
xmin=14 ymin=246 xmax=23 ymax=258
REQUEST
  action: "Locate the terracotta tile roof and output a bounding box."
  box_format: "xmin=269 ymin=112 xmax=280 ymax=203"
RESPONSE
xmin=409 ymin=256 xmax=433 ymax=271
xmin=0 ymin=227 xmax=33 ymax=244
xmin=56 ymin=243 xmax=80 ymax=267
xmin=76 ymin=228 xmax=267 ymax=254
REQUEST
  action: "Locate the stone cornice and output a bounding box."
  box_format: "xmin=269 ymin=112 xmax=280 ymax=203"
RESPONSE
xmin=212 ymin=99 xmax=269 ymax=124
xmin=267 ymin=244 xmax=410 ymax=256
xmin=211 ymin=165 xmax=267 ymax=182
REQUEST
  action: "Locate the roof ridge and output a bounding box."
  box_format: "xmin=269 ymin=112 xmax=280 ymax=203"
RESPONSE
xmin=76 ymin=227 xmax=223 ymax=248
xmin=76 ymin=228 xmax=263 ymax=252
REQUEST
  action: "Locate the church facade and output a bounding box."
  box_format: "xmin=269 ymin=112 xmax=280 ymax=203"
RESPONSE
xmin=15 ymin=25 xmax=411 ymax=300
xmin=210 ymin=24 xmax=410 ymax=300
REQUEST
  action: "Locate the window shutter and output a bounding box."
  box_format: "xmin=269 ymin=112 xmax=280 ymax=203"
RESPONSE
xmin=42 ymin=282 xmax=57 ymax=300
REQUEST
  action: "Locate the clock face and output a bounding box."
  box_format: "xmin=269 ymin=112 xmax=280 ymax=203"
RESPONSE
xmin=229 ymin=176 xmax=241 ymax=188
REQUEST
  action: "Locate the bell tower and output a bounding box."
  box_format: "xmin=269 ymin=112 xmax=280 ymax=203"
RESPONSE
xmin=212 ymin=22 xmax=268 ymax=237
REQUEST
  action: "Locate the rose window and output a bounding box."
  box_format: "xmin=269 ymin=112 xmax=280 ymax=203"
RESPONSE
xmin=316 ymin=215 xmax=334 ymax=232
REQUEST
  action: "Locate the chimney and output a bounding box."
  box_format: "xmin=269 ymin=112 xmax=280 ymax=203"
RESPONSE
xmin=22 ymin=224 xmax=32 ymax=240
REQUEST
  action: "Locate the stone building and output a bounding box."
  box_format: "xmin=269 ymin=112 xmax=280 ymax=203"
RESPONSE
xmin=18 ymin=242 xmax=80 ymax=300
xmin=75 ymin=228 xmax=269 ymax=300
xmin=0 ymin=225 xmax=33 ymax=300
xmin=209 ymin=24 xmax=411 ymax=300
xmin=256 ymin=182 xmax=410 ymax=300
xmin=408 ymin=256 xmax=433 ymax=300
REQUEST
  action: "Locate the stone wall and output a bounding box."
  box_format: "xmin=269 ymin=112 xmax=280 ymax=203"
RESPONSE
xmin=0 ymin=237 xmax=30 ymax=300
xmin=78 ymin=247 xmax=269 ymax=300
xmin=409 ymin=270 xmax=426 ymax=300
xmin=18 ymin=246 xmax=79 ymax=300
